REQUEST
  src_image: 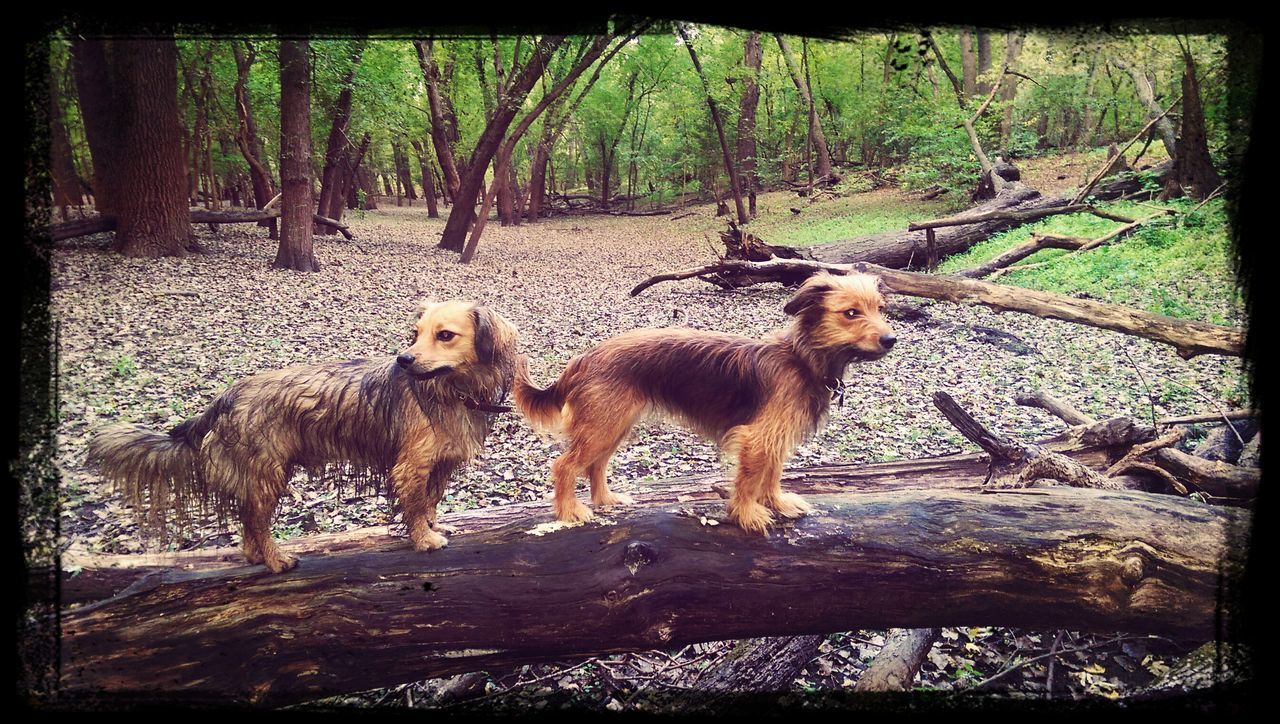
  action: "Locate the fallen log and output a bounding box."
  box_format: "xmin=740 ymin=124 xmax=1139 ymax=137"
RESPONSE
xmin=1015 ymin=390 xmax=1097 ymax=426
xmin=49 ymin=209 xmax=353 ymax=242
xmin=854 ymin=628 xmax=942 ymax=692
xmin=1152 ymin=448 xmax=1260 ymax=500
xmin=687 ymin=635 xmax=824 ymax=703
xmin=57 ymin=419 xmax=1150 ymax=609
xmin=58 ymin=485 xmax=1244 ymax=706
xmin=630 ymin=259 xmax=1245 ymax=359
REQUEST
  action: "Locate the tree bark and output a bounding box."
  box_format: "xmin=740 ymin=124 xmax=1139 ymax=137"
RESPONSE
xmin=776 ymin=34 xmax=833 ymax=182
xmin=681 ymin=25 xmax=747 ymax=225
xmin=231 ymin=41 xmax=277 ymax=238
xmin=959 ymin=31 xmax=977 ymax=97
xmin=108 ymin=38 xmax=195 ymax=258
xmin=414 ymin=39 xmax=464 ymax=205
xmin=1112 ymin=57 xmax=1178 ymax=159
xmin=1168 ymin=45 xmax=1223 ymax=199
xmin=49 ymin=64 xmax=84 ymax=214
xmin=439 ymin=36 xmax=567 ymax=252
xmin=315 ymin=41 xmax=364 ymax=235
xmin=737 ymin=32 xmax=762 ymax=218
xmin=854 ymin=628 xmax=942 ymax=692
xmin=71 ymin=38 xmax=120 ymax=216
xmin=57 ymin=483 xmax=1244 ymax=706
xmin=274 ymin=38 xmax=319 ymax=272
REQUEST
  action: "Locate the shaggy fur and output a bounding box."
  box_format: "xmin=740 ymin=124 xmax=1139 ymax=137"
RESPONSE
xmin=87 ymin=300 xmax=518 ymax=572
xmin=514 ymin=272 xmax=896 ymax=534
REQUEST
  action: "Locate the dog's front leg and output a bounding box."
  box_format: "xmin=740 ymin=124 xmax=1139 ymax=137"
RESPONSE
xmin=392 ymin=452 xmax=450 ymax=551
xmin=424 ymin=461 xmax=460 ymax=536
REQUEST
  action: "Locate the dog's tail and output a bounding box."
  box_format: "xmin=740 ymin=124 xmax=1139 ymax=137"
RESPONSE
xmin=513 ymin=355 xmax=565 ymax=432
xmin=86 ymin=393 xmax=236 ymax=537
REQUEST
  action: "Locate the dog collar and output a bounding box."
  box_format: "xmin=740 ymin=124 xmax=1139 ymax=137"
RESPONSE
xmin=462 ymin=397 xmax=513 ymax=414
xmin=825 ymin=377 xmax=847 ymax=408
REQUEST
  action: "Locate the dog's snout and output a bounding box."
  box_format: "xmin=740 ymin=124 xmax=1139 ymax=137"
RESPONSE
xmin=880 ymin=334 xmax=897 ymax=349
xmin=396 ymin=352 xmax=416 ymax=367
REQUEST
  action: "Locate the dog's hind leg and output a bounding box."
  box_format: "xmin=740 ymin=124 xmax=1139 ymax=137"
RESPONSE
xmin=586 ymin=412 xmax=639 ymax=509
xmin=237 ymin=467 xmax=297 ymax=573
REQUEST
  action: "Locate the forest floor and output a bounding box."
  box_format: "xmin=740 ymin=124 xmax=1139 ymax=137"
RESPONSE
xmin=49 ymin=165 xmax=1246 ymax=710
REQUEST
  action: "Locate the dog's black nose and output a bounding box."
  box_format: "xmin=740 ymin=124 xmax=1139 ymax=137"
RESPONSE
xmin=396 ymin=352 xmax=415 ymax=367
xmin=880 ymin=334 xmax=897 ymax=349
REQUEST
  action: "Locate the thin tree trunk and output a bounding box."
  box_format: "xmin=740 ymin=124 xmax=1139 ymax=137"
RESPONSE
xmin=1112 ymin=57 xmax=1178 ymax=159
xmin=410 ymin=139 xmax=439 ymax=217
xmin=71 ymin=38 xmax=119 ymax=216
xmin=737 ymin=32 xmax=762 ymax=218
xmin=49 ymin=65 xmax=84 ymax=215
xmin=998 ymin=32 xmax=1026 ymax=149
xmin=414 ymin=39 xmax=463 ymax=203
xmin=274 ymin=38 xmax=319 ymax=272
xmin=682 ymin=26 xmax=747 ymax=225
xmin=776 ymin=34 xmax=833 ymax=181
xmin=315 ymin=41 xmax=365 ymax=235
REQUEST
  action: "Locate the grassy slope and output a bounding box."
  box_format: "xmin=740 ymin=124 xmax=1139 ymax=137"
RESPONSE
xmin=752 ymin=173 xmax=1246 ymax=409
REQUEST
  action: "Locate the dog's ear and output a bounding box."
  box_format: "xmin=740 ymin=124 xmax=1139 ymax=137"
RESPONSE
xmin=783 ymin=276 xmax=834 ymax=316
xmin=471 ymin=306 xmax=497 ymax=363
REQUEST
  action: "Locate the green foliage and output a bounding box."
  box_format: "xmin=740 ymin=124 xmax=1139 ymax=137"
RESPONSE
xmin=112 ymin=355 xmax=137 ymax=379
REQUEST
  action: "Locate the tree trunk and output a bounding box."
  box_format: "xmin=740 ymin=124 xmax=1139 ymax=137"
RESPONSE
xmin=109 ymin=39 xmax=194 ymax=258
xmin=737 ymin=32 xmax=762 ymax=219
xmin=410 ymin=139 xmax=440 ymax=217
xmin=681 ymin=26 xmax=747 ymax=225
xmin=998 ymin=32 xmax=1025 ymax=148
xmin=959 ymin=31 xmax=977 ymax=97
xmin=776 ymin=34 xmax=833 ymax=182
xmin=414 ymin=40 xmax=463 ymax=208
xmin=71 ymin=38 xmax=122 ymax=216
xmin=439 ymin=36 xmax=567 ymax=252
xmin=48 ymin=65 xmax=84 ymax=214
xmin=315 ymin=42 xmax=364 ymax=235
xmin=231 ymin=41 xmax=277 ymax=238
xmin=1112 ymin=57 xmax=1178 ymax=159
xmin=854 ymin=628 xmax=942 ymax=692
xmin=976 ymin=31 xmax=993 ymax=94
xmin=57 ymin=480 xmax=1243 ymax=705
xmin=1168 ymin=46 xmax=1223 ymax=199
xmin=274 ymin=38 xmax=319 ymax=272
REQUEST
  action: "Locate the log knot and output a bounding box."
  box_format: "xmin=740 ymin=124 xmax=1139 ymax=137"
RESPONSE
xmin=1121 ymin=554 xmax=1146 ymax=586
xmin=623 ymin=541 xmax=658 ymax=575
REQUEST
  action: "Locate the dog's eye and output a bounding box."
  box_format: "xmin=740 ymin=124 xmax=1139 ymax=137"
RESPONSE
xmin=843 ymin=309 xmax=862 ymax=319
xmin=436 ymin=330 xmax=456 ymax=342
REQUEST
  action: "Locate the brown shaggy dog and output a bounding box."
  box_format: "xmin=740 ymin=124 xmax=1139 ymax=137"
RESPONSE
xmin=514 ymin=272 xmax=895 ymax=534
xmin=88 ymin=300 xmax=518 ymax=572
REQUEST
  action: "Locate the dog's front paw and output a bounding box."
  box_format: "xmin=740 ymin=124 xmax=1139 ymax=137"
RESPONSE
xmin=594 ymin=491 xmax=635 ymax=507
xmin=770 ymin=491 xmax=813 ymax=519
xmin=414 ymin=530 xmax=450 ymax=551
xmin=728 ymin=501 xmax=774 ymax=536
xmin=264 ymin=551 xmax=299 ymax=573
xmin=432 ymin=521 xmax=459 ymax=535
xmin=556 ymin=500 xmax=594 ymax=524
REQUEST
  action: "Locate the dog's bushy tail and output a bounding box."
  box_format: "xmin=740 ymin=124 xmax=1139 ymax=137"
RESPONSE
xmin=86 ymin=395 xmax=234 ymax=538
xmin=513 ymin=355 xmax=565 ymax=432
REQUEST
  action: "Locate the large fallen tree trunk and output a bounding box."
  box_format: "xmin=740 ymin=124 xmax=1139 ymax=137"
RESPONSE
xmin=58 ymin=484 xmax=1243 ymax=707
xmin=56 ymin=416 xmax=1152 ymax=607
xmin=49 ymin=209 xmax=353 ymax=242
xmin=742 ymin=162 xmax=1170 ymax=270
xmin=631 ymin=259 xmax=1244 ymax=359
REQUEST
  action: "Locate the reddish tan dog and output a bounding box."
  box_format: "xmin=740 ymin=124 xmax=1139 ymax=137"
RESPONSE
xmin=89 ymin=300 xmax=518 ymax=572
xmin=515 ymin=272 xmax=895 ymax=534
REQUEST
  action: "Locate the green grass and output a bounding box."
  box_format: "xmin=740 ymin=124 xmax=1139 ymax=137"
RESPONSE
xmin=748 ymin=188 xmax=959 ymax=247
xmin=937 ymin=198 xmax=1242 ymax=326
